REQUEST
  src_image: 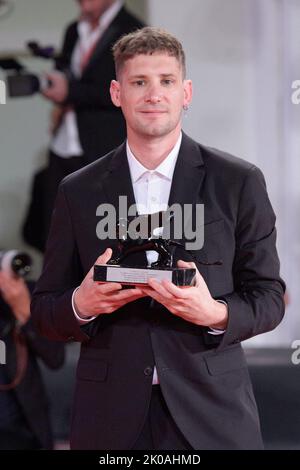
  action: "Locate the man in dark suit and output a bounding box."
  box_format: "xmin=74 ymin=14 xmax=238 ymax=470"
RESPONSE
xmin=43 ymin=0 xmax=144 ymax=163
xmin=32 ymin=27 xmax=285 ymax=450
xmin=23 ymin=0 xmax=144 ymax=252
xmin=0 ymin=271 xmax=64 ymax=449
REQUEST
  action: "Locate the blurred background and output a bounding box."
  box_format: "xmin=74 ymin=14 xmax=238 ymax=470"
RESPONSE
xmin=0 ymin=0 xmax=300 ymax=449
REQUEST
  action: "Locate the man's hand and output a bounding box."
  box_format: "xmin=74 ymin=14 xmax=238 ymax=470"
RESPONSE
xmin=0 ymin=272 xmax=31 ymax=325
xmin=42 ymin=71 xmax=69 ymax=104
xmin=141 ymin=260 xmax=228 ymax=329
xmin=74 ymin=248 xmax=147 ymax=319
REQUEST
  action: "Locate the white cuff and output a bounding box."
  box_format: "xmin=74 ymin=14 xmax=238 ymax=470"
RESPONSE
xmin=208 ymin=327 xmax=226 ymax=335
xmin=72 ymin=287 xmax=96 ymax=324
xmin=207 ymin=299 xmax=227 ymax=335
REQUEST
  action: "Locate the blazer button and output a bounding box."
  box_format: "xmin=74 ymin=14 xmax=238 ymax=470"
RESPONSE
xmin=144 ymin=366 xmax=153 ymax=376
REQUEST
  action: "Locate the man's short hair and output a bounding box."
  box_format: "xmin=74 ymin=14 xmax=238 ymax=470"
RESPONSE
xmin=112 ymin=26 xmax=186 ymax=79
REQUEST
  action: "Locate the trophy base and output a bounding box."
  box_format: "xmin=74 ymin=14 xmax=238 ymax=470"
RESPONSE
xmin=94 ymin=265 xmax=196 ymax=286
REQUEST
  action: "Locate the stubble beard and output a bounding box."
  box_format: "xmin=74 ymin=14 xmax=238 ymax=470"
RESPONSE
xmin=133 ymin=114 xmax=181 ymax=139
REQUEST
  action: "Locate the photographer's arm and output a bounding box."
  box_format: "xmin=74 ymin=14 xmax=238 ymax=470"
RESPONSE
xmin=42 ymin=72 xmax=114 ymax=109
xmin=0 ymin=273 xmax=64 ymax=368
xmin=0 ymin=272 xmax=30 ymax=326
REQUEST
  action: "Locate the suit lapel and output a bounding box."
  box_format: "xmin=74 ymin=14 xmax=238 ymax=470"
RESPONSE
xmin=168 ymin=132 xmax=205 ymax=208
xmin=102 ymin=142 xmax=136 ymax=214
xmin=166 ymin=133 xmax=207 ymax=270
xmin=56 ymin=23 xmax=78 ymax=71
xmin=83 ymin=25 xmax=118 ymax=74
xmin=101 ymin=144 xmax=148 ymax=267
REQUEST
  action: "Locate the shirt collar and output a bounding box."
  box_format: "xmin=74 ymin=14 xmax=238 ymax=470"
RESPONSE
xmin=126 ymin=132 xmax=182 ymax=184
xmin=78 ymin=0 xmax=123 ymax=37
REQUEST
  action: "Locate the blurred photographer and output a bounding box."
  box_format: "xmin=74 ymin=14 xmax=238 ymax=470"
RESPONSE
xmin=23 ymin=0 xmax=144 ymax=252
xmin=0 ymin=263 xmax=64 ymax=449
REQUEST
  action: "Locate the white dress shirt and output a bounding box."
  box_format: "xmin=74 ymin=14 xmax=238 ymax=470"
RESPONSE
xmin=127 ymin=134 xmax=182 ymax=385
xmin=50 ymin=0 xmax=123 ymax=158
xmin=72 ymin=132 xmax=225 ymax=385
xmin=126 ymin=134 xmax=182 ymax=266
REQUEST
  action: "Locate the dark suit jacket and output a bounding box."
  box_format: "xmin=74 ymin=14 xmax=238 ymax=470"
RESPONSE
xmin=31 ymin=133 xmax=285 ymax=450
xmin=0 ymin=285 xmax=64 ymax=449
xmin=56 ymin=7 xmax=145 ymax=163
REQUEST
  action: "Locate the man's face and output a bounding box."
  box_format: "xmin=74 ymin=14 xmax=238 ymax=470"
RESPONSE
xmin=77 ymin=0 xmax=115 ymax=24
xmin=110 ymin=53 xmax=192 ymax=140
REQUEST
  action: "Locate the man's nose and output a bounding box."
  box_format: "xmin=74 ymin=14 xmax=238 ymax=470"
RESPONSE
xmin=144 ymin=85 xmax=162 ymax=103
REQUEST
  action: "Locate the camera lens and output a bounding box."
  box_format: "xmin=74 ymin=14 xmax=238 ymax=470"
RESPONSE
xmin=0 ymin=250 xmax=32 ymax=277
xmin=11 ymin=252 xmax=32 ymax=277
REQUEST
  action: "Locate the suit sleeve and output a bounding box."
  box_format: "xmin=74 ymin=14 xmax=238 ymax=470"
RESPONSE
xmin=31 ymin=183 xmax=89 ymax=343
xmin=217 ymin=166 xmax=285 ymax=349
xmin=54 ymin=22 xmax=76 ymax=72
xmin=21 ymin=318 xmax=65 ymax=369
xmin=19 ymin=282 xmax=65 ymax=368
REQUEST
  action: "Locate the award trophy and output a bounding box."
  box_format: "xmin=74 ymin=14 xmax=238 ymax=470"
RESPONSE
xmin=93 ymin=211 xmax=196 ymax=287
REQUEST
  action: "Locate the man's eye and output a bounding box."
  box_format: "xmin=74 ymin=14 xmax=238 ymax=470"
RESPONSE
xmin=134 ymin=80 xmax=145 ymax=86
xmin=162 ymin=79 xmax=173 ymax=85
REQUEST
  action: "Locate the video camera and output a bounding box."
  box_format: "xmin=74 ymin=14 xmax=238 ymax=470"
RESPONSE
xmin=0 ymin=250 xmax=32 ymax=277
xmin=0 ymin=41 xmax=59 ymax=97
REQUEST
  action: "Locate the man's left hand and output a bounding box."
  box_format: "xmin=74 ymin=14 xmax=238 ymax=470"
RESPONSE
xmin=141 ymin=260 xmax=228 ymax=329
xmin=42 ymin=71 xmax=69 ymax=103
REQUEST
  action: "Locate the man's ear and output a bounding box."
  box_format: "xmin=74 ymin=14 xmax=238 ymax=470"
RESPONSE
xmin=110 ymin=80 xmax=121 ymax=108
xmin=183 ymin=79 xmax=193 ymax=108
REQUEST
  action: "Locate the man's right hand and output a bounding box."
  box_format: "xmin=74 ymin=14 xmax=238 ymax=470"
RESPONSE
xmin=42 ymin=71 xmax=68 ymax=103
xmin=74 ymin=248 xmax=147 ymax=319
